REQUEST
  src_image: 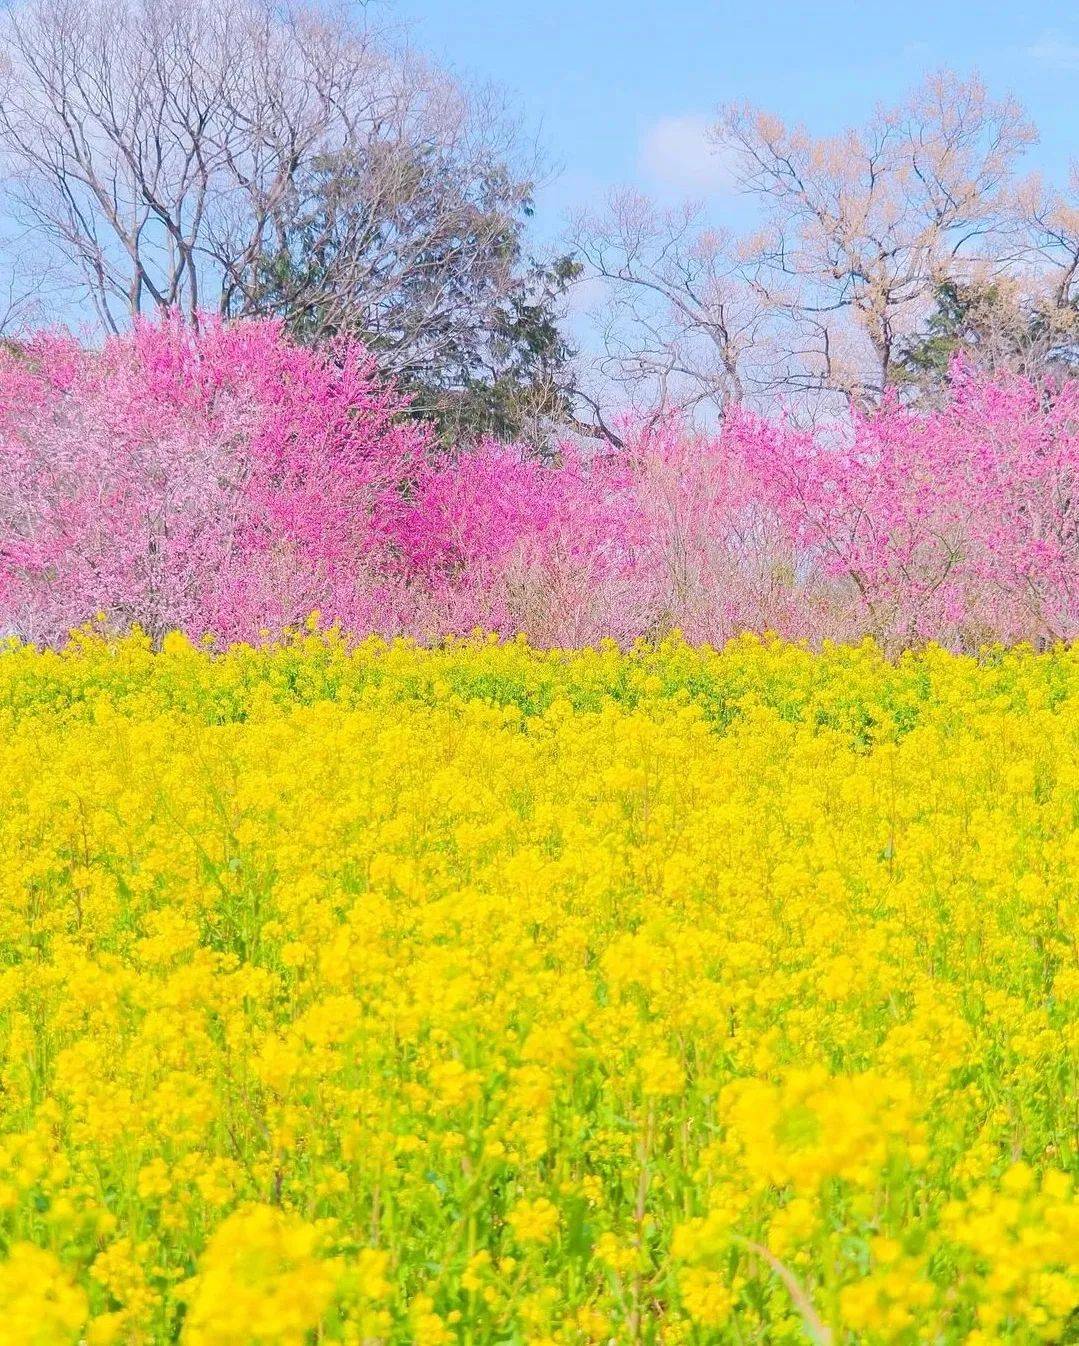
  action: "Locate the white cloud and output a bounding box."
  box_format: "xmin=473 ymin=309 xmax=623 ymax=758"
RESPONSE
xmin=638 ymin=114 xmax=738 ymax=195
xmin=1027 ymin=31 xmax=1079 ymax=71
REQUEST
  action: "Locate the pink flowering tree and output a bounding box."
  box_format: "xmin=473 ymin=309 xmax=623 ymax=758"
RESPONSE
xmin=389 ymin=420 xmax=844 ymax=647
xmin=0 ymin=317 xmax=429 ymax=645
xmin=736 ymin=363 xmax=1079 ymax=647
xmin=385 ymin=441 xmax=654 ymax=644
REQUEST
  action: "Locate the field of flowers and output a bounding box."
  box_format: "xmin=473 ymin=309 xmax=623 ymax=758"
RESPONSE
xmin=0 ymin=628 xmax=1075 ymax=1344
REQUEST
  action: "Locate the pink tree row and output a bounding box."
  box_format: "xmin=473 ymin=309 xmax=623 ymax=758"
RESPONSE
xmin=2 ymin=317 xmax=1077 ymax=650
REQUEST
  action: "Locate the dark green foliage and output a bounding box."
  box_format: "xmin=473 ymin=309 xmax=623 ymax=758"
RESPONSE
xmin=896 ymin=279 xmax=1079 ymax=395
xmin=235 ymin=143 xmax=582 ymax=447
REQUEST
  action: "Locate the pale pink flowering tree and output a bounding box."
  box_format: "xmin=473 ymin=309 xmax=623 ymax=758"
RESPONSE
xmin=736 ymin=362 xmax=1079 ymax=647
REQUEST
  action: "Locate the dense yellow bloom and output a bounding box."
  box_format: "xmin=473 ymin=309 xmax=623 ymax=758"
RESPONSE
xmin=678 ymin=1266 xmax=734 ymax=1326
xmin=0 ymin=630 xmax=1075 ymax=1342
xmin=639 ymin=1049 xmax=685 ymax=1098
xmin=0 ymin=1243 xmax=88 ymax=1345
xmin=180 ymin=1205 xmax=341 ymax=1345
xmin=507 ymin=1197 xmax=560 ymax=1245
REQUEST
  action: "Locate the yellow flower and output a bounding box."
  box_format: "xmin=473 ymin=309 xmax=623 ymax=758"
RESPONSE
xmin=410 ymin=1295 xmax=452 ymax=1346
xmin=639 ymin=1049 xmax=685 ymax=1098
xmin=180 ymin=1205 xmax=341 ymax=1345
xmin=0 ymin=1244 xmax=88 ymax=1345
xmin=679 ymin=1266 xmax=734 ymax=1326
xmin=507 ymin=1197 xmax=560 ymax=1245
xmin=354 ymin=1247 xmax=391 ymax=1301
xmin=0 ymin=633 xmax=1076 ymax=1344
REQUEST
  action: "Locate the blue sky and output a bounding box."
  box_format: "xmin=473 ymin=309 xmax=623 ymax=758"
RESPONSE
xmin=392 ymin=0 xmax=1078 ymax=244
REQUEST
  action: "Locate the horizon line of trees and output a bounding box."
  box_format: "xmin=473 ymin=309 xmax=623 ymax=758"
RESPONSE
xmin=0 ymin=0 xmax=1074 ymax=445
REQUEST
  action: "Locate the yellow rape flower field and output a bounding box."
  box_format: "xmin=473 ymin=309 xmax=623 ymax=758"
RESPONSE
xmin=0 ymin=629 xmax=1076 ymax=1346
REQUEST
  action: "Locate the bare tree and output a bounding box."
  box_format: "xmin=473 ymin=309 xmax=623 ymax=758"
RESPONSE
xmin=0 ymin=0 xmax=288 ymax=327
xmin=1019 ymin=166 xmax=1079 ymax=309
xmin=1015 ymin=165 xmax=1079 ymax=370
xmin=0 ymin=224 xmax=54 ymax=334
xmin=888 ymin=164 xmax=1079 ymax=396
xmin=568 ymin=191 xmax=772 ymax=426
xmin=570 ymin=73 xmax=1039 ymax=429
xmin=714 ymin=72 xmax=1040 ymax=408
xmin=0 ymin=0 xmax=550 ymax=392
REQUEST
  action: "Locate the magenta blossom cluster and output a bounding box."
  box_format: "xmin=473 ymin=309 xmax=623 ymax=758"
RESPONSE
xmin=0 ymin=318 xmax=428 ymax=645
xmin=2 ymin=317 xmax=1077 ymax=650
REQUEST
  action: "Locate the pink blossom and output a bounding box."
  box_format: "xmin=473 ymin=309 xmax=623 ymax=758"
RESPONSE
xmin=3 ymin=319 xmax=1077 ymax=650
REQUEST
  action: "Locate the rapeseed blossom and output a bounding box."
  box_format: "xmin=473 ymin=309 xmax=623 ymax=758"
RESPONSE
xmin=0 ymin=629 xmax=1075 ymax=1343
